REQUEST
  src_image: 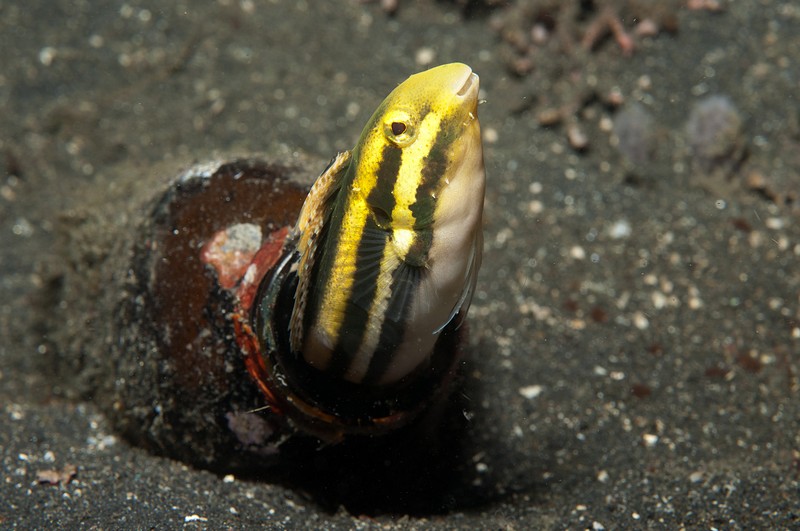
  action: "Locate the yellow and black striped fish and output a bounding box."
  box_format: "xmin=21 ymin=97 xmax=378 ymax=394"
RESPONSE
xmin=290 ymin=62 xmax=485 ymax=386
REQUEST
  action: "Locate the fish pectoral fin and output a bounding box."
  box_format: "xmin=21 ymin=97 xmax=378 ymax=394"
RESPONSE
xmin=290 ymin=150 xmax=352 ymax=353
xmin=383 ymin=259 xmax=423 ymax=325
xmin=348 ymin=225 xmax=421 ymax=334
xmin=348 ymin=225 xmax=391 ymax=314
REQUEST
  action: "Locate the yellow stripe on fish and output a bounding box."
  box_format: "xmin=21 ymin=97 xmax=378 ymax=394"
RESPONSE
xmin=290 ymin=62 xmax=485 ymax=386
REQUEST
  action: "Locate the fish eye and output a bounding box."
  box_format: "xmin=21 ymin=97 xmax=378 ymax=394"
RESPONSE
xmin=390 ymin=122 xmax=406 ymax=135
xmin=383 ymin=109 xmax=416 ymax=147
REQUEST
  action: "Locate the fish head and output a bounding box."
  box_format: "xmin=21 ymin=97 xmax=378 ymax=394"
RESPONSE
xmin=350 ymin=62 xmax=483 ymax=236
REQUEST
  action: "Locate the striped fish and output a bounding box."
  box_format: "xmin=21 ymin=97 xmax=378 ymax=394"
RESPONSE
xmin=290 ymin=63 xmax=485 ymax=386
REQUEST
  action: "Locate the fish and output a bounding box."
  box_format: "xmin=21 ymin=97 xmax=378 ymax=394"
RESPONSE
xmin=289 ymin=62 xmax=485 ymax=386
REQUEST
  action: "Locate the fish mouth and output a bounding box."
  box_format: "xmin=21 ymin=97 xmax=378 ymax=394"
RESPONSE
xmin=455 ymin=71 xmax=479 ymax=99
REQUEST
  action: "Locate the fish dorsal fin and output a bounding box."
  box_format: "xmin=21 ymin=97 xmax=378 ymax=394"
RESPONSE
xmin=290 ymin=151 xmax=352 ymax=353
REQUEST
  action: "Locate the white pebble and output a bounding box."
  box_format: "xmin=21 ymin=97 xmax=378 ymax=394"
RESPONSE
xmin=608 ymin=219 xmax=631 ymax=239
xmin=765 ymin=217 xmax=784 ymax=230
xmin=415 ymin=47 xmax=436 ymax=66
xmin=39 ymin=47 xmax=57 ymax=66
xmin=651 ymin=291 xmax=667 ymax=309
xmin=689 ymin=471 xmax=704 ymax=483
xmin=527 ymin=200 xmax=543 ymax=214
xmin=632 ymin=311 xmax=649 ymax=330
xmin=518 ymin=385 xmax=543 ymax=399
xmin=483 ymin=127 xmax=499 ymax=144
xmin=570 ymin=246 xmax=586 ymax=260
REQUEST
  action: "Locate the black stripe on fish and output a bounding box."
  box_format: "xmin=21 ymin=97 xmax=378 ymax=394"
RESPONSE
xmin=326 ymin=143 xmax=402 ymax=378
xmin=362 ymin=260 xmax=423 ymax=384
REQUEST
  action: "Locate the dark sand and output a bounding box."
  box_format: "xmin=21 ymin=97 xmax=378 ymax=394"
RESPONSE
xmin=1 ymin=0 xmax=798 ymax=528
